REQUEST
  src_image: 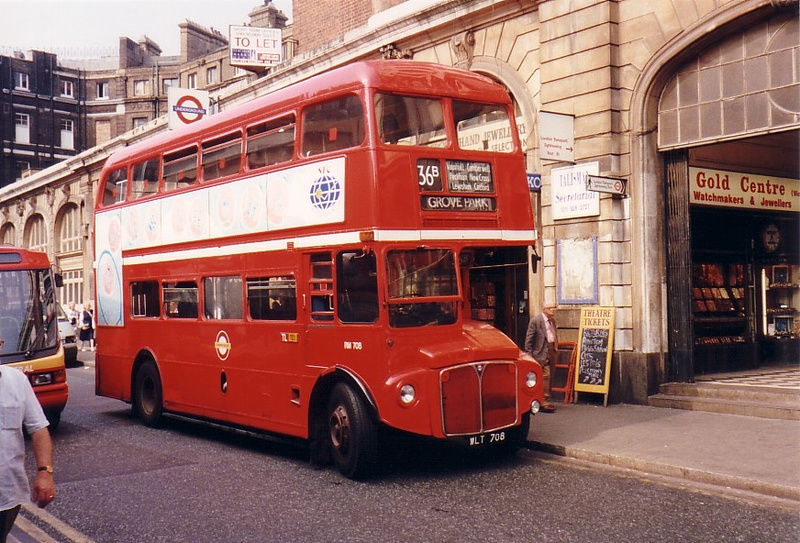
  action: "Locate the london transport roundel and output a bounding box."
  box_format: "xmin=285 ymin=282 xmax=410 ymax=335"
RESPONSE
xmin=309 ymin=172 xmax=341 ymax=210
xmin=174 ymin=95 xmax=205 ymax=124
xmin=214 ymin=330 xmax=232 ymax=361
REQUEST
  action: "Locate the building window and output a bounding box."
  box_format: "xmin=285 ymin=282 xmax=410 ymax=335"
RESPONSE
xmin=13 ymin=72 xmax=29 ymax=90
xmin=60 ymin=80 xmax=74 ymax=97
xmin=97 ymin=81 xmax=109 ymax=99
xmin=60 ymin=119 xmax=74 ymax=149
xmin=206 ymin=66 xmax=218 ymax=85
xmin=58 ymin=204 xmax=81 ymax=254
xmin=133 ymin=79 xmax=148 ymax=96
xmin=162 ymin=77 xmax=178 ymax=94
xmin=1 ymin=224 xmax=15 ymax=245
xmin=25 ymin=215 xmax=47 ymax=253
xmin=15 ymin=113 xmax=30 ymax=144
xmin=133 ymin=117 xmax=149 ymax=129
xmin=187 ymin=73 xmax=197 ymax=89
xmin=60 ymin=269 xmax=83 ymax=308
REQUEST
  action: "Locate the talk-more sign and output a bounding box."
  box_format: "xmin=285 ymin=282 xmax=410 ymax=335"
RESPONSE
xmin=574 ymin=306 xmax=615 ymax=405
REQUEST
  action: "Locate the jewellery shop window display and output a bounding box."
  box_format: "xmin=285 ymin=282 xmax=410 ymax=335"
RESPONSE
xmin=760 ymin=263 xmax=800 ymax=363
xmin=692 ymin=262 xmax=754 ymax=372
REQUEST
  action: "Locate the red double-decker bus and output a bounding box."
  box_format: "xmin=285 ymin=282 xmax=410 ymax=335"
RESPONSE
xmin=94 ymin=60 xmax=542 ymax=478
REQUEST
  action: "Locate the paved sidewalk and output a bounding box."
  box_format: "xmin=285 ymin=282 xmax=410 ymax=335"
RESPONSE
xmin=526 ymin=402 xmax=800 ymax=502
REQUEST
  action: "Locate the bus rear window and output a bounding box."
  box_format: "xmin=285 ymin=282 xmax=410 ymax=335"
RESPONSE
xmin=374 ymin=93 xmax=446 ymax=147
xmin=102 ymin=167 xmax=127 ymax=206
xmin=454 ymin=100 xmax=514 ymax=153
xmin=302 ymin=96 xmax=364 ymax=156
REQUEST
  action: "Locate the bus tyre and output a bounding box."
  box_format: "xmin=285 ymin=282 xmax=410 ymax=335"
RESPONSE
xmin=134 ymin=361 xmax=163 ymax=427
xmin=327 ymin=382 xmax=378 ymax=479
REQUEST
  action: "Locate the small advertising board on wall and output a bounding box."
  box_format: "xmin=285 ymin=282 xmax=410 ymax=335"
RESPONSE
xmin=229 ymin=25 xmax=282 ymax=68
xmin=574 ymin=306 xmax=615 ymax=406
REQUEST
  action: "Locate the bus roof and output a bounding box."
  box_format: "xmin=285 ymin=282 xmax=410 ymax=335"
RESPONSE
xmin=102 ymin=60 xmax=512 ymax=172
xmin=0 ymin=245 xmax=51 ymax=269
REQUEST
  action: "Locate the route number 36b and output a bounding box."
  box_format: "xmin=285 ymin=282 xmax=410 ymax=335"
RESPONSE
xmin=417 ymin=159 xmax=443 ymax=191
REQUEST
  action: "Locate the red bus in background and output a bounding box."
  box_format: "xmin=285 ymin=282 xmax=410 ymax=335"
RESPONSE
xmin=0 ymin=245 xmax=69 ymax=428
xmin=94 ymin=60 xmax=542 ymax=478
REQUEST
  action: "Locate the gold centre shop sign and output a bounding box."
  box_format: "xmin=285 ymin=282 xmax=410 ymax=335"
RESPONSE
xmin=689 ymin=167 xmax=799 ymax=213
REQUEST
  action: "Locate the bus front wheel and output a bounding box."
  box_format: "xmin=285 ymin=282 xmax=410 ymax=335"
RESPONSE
xmin=326 ymin=382 xmax=378 ymax=479
xmin=134 ymin=361 xmax=163 ymax=427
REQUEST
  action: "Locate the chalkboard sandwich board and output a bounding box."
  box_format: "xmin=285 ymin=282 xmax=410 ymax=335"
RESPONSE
xmin=574 ymin=307 xmax=615 ymax=406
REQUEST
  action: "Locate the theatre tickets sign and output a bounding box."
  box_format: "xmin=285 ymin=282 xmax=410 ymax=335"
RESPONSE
xmin=689 ymin=167 xmax=798 ymax=213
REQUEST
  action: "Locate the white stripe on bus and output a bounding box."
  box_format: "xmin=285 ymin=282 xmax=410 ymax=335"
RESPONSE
xmin=119 ymin=229 xmax=536 ymax=266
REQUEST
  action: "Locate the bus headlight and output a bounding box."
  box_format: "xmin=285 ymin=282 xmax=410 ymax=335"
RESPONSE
xmin=531 ymin=400 xmax=541 ymax=414
xmin=525 ymin=371 xmax=538 ymax=388
xmin=399 ymin=384 xmax=416 ymax=405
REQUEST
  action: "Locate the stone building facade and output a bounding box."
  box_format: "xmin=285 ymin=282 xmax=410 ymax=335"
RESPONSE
xmin=1 ymin=0 xmax=797 ymax=403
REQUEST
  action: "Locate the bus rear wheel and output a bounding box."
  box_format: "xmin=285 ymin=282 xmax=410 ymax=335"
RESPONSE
xmin=134 ymin=361 xmax=163 ymax=427
xmin=327 ymin=382 xmax=378 ymax=479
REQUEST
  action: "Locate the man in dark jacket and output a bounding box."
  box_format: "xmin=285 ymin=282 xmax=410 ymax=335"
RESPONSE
xmin=524 ymin=303 xmax=558 ymax=413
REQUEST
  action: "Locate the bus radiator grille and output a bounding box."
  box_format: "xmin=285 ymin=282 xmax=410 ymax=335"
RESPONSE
xmin=440 ymin=362 xmax=518 ymax=436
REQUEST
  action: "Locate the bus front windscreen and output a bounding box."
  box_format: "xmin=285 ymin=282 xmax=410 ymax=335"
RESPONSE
xmin=386 ymin=249 xmax=458 ymax=328
xmin=0 ymin=270 xmax=59 ymax=357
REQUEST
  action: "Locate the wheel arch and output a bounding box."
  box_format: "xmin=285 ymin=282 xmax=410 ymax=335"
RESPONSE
xmin=307 ymin=367 xmax=378 ymax=467
xmin=129 ymin=348 xmax=158 ymax=404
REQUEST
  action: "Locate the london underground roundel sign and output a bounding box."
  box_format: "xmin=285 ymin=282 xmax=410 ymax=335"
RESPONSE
xmin=173 ymin=95 xmax=206 ymax=124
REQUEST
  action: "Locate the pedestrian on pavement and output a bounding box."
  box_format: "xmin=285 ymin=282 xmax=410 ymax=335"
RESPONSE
xmin=525 ymin=303 xmax=558 ymax=413
xmin=0 ymin=366 xmax=56 ymax=543
xmin=66 ymin=301 xmax=79 ymax=332
xmin=80 ymin=302 xmax=95 ymax=352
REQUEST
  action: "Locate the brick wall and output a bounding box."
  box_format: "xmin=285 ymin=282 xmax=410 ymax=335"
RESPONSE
xmin=293 ymin=0 xmax=405 ymax=55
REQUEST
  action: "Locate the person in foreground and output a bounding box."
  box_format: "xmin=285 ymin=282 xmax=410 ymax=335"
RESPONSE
xmin=525 ymin=303 xmax=558 ymax=413
xmin=0 ymin=365 xmax=56 ymax=543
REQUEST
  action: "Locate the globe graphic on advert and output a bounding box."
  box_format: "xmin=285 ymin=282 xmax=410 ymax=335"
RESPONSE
xmin=309 ymin=172 xmax=341 ymax=210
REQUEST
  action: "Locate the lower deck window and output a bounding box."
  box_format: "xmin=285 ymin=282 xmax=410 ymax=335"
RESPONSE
xmin=163 ymin=281 xmax=198 ymax=318
xmin=131 ymin=281 xmax=160 ymax=317
xmin=247 ymin=276 xmax=297 ymax=320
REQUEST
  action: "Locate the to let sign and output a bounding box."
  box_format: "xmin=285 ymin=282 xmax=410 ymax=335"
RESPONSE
xmin=229 ymin=25 xmax=282 ymax=68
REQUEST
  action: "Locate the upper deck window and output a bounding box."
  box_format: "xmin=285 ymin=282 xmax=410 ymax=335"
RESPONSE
xmin=302 ymin=96 xmax=364 ymax=157
xmin=454 ymin=101 xmax=514 ymax=153
xmin=102 ymin=167 xmax=128 ymax=206
xmin=202 ymin=133 xmax=242 ymax=181
xmin=163 ymin=147 xmax=198 ymax=192
xmin=246 ymin=115 xmax=295 ymax=169
xmin=130 ymin=158 xmax=160 ymax=200
xmin=375 ymin=93 xmax=447 ymax=148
